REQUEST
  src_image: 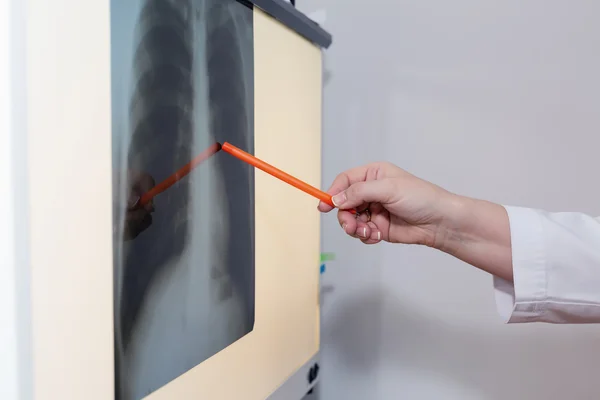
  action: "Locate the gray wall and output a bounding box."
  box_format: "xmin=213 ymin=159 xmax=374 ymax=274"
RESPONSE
xmin=300 ymin=1 xmax=600 ymax=399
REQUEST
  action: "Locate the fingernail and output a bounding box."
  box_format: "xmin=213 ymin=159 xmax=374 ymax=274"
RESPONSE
xmin=331 ymin=192 xmax=347 ymax=207
xmin=128 ymin=195 xmax=140 ymax=209
xmin=342 ymin=223 xmax=347 ymax=233
xmin=377 ymin=231 xmax=381 ymax=241
xmin=358 ymin=227 xmax=367 ymax=238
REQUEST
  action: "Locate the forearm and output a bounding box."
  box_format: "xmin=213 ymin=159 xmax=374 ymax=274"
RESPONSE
xmin=435 ymin=194 xmax=514 ymax=282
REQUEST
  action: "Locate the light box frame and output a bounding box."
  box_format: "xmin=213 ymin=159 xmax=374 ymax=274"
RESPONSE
xmin=24 ymin=1 xmax=328 ymax=399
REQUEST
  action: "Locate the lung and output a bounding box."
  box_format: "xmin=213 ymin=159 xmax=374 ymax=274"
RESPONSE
xmin=110 ymin=1 xmax=254 ymax=398
xmin=121 ymin=0 xmax=196 ymax=354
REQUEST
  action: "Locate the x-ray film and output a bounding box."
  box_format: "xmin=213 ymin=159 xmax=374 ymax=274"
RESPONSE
xmin=110 ymin=1 xmax=255 ymax=398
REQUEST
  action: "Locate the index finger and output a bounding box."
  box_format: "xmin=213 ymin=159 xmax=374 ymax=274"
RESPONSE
xmin=318 ymin=164 xmax=379 ymax=212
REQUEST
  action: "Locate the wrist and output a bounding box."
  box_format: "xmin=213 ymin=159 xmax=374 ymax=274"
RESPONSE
xmin=432 ymin=193 xmax=508 ymax=252
xmin=432 ymin=193 xmax=513 ymax=280
xmin=430 ymin=192 xmax=474 ymax=252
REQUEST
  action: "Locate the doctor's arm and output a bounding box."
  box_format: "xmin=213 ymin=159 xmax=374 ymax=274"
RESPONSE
xmin=318 ymin=162 xmax=600 ymax=324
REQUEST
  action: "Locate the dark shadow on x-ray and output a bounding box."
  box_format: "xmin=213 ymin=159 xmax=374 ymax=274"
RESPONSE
xmin=110 ymin=0 xmax=254 ymax=398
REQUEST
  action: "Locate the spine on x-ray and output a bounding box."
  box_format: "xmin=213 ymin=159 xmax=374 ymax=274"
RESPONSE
xmin=205 ymin=0 xmax=256 ymax=330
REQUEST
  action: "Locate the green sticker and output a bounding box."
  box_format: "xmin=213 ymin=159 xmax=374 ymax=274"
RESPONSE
xmin=320 ymin=252 xmax=336 ymax=262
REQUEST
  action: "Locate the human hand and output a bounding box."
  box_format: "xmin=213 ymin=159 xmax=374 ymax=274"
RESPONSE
xmin=124 ymin=170 xmax=155 ymax=241
xmin=318 ymin=162 xmax=460 ymax=248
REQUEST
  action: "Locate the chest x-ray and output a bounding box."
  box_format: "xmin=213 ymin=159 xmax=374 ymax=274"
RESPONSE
xmin=110 ymin=0 xmax=254 ymax=398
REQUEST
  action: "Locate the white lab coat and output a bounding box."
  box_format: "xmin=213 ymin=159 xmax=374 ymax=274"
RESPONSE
xmin=494 ymin=206 xmax=600 ymax=323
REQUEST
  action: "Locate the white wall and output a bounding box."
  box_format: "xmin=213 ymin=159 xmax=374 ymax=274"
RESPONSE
xmin=2 ymin=1 xmax=32 ymax=399
xmin=299 ymin=1 xmax=600 ymax=399
xmin=0 ymin=0 xmax=19 ymax=396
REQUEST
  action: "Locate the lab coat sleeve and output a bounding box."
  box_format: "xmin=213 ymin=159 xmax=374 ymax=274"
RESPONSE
xmin=494 ymin=206 xmax=600 ymax=323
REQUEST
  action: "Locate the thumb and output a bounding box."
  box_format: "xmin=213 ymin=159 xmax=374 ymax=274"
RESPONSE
xmin=331 ymin=179 xmax=394 ymax=209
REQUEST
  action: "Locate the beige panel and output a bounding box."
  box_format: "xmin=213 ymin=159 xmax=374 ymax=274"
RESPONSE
xmin=27 ymin=0 xmax=115 ymax=399
xmin=147 ymin=8 xmax=322 ymax=400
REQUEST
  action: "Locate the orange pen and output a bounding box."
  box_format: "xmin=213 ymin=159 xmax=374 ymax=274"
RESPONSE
xmin=133 ymin=142 xmax=222 ymax=208
xmin=221 ymin=142 xmax=356 ymax=214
